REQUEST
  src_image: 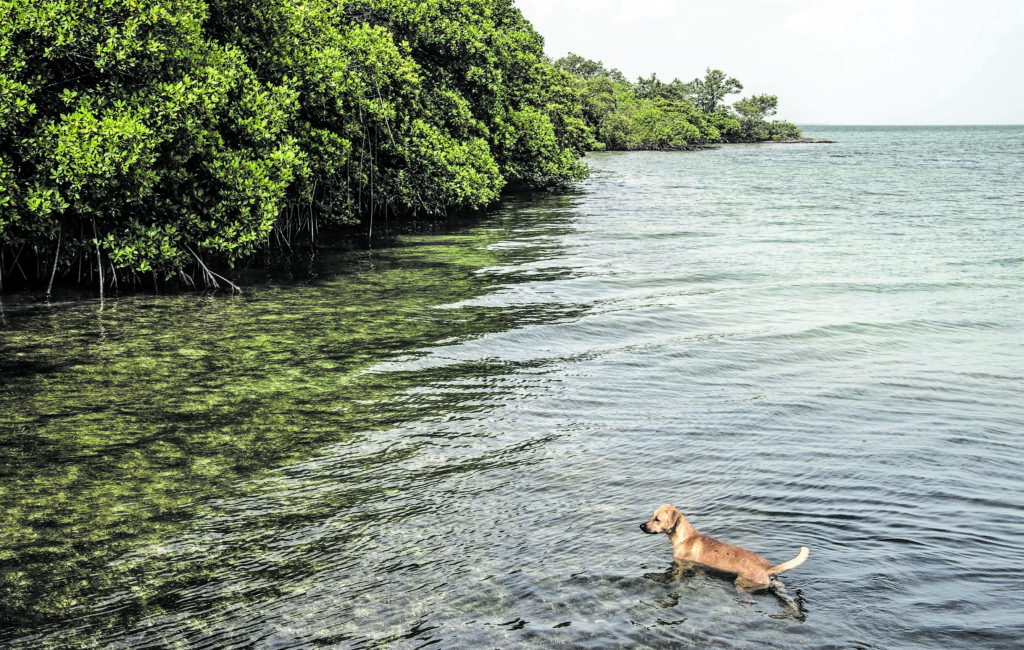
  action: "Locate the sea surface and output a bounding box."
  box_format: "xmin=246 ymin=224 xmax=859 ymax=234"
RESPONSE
xmin=1 ymin=125 xmax=1023 ymax=648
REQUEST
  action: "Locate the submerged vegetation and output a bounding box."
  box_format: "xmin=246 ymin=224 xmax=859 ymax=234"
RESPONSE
xmin=552 ymin=53 xmax=802 ymax=151
xmin=0 ymin=1 xmax=800 ymax=292
xmin=0 ymin=204 xmax=583 ymax=641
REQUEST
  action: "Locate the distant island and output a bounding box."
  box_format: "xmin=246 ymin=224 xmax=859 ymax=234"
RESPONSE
xmin=551 ymin=54 xmax=807 ymax=151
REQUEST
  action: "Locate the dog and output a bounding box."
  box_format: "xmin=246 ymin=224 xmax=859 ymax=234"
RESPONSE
xmin=640 ymin=504 xmax=809 ymax=591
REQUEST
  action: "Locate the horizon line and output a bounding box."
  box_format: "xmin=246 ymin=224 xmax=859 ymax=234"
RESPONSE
xmin=798 ymin=122 xmax=1024 ymax=127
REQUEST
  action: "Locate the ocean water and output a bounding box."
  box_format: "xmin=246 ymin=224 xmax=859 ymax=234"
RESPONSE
xmin=1 ymin=125 xmax=1023 ymax=648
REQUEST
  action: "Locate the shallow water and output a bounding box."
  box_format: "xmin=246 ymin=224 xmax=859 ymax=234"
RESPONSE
xmin=2 ymin=126 xmax=1024 ymax=648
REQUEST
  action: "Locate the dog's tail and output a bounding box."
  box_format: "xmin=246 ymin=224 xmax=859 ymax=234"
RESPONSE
xmin=770 ymin=546 xmax=809 ymax=575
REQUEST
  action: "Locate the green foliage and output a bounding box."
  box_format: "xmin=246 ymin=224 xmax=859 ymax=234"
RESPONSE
xmin=634 ymin=73 xmax=691 ymax=102
xmin=572 ymin=74 xmax=629 ymax=149
xmin=0 ymin=0 xmax=591 ymax=290
xmin=688 ymin=68 xmax=743 ymax=114
xmin=734 ymin=93 xmax=791 ymax=141
xmin=1 ymin=0 xmax=303 ymax=279
xmin=552 ymin=52 xmax=625 ymax=83
xmin=553 ymin=54 xmax=800 ymax=150
xmin=767 ymin=120 xmax=802 ymax=141
xmin=628 ymin=100 xmax=702 ymax=150
xmin=734 ymin=93 xmax=779 ymax=121
xmin=707 ymin=110 xmax=743 ymax=141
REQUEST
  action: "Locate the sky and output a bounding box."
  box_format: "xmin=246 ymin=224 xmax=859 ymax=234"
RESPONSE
xmin=512 ymin=0 xmax=1024 ymax=125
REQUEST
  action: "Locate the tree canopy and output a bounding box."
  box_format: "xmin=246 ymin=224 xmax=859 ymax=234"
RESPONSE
xmin=0 ymin=0 xmax=588 ymax=291
xmin=552 ymin=54 xmax=801 ymax=153
xmin=689 ymin=68 xmax=743 ymax=114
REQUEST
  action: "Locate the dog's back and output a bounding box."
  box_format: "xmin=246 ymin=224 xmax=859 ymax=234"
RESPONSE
xmin=676 ymin=532 xmax=774 ymax=578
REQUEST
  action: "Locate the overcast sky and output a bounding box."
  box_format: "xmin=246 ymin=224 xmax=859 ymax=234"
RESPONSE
xmin=513 ymin=0 xmax=1024 ymax=125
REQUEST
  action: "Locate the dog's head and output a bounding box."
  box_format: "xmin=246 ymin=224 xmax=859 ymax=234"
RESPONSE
xmin=640 ymin=504 xmax=681 ymax=535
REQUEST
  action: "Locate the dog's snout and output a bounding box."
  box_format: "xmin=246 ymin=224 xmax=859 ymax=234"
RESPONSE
xmin=640 ymin=522 xmax=650 ymax=533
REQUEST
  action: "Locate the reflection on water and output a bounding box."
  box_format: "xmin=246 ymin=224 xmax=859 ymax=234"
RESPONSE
xmin=3 ymin=127 xmax=1024 ymax=648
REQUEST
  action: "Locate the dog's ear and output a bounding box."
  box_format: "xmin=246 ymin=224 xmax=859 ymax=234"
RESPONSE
xmin=662 ymin=505 xmax=680 ymax=533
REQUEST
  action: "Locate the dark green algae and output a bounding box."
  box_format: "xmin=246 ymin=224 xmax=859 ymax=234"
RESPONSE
xmin=0 ymin=198 xmax=581 ymax=644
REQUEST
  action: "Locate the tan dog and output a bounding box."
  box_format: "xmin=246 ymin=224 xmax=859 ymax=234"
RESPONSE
xmin=640 ymin=504 xmax=809 ymax=590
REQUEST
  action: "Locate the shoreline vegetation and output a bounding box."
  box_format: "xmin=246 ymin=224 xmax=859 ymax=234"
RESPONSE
xmin=551 ymin=53 xmax=805 ymax=152
xmin=0 ymin=0 xmax=806 ymax=295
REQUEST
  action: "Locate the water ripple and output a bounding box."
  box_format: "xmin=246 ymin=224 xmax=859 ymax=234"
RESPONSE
xmin=6 ymin=126 xmax=1024 ymax=649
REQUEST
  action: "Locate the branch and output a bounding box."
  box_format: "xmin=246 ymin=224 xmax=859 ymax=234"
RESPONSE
xmin=184 ymin=246 xmax=242 ymax=294
xmin=47 ymin=226 xmax=62 ymax=299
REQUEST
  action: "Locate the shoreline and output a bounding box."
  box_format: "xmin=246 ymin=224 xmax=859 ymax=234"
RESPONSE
xmin=770 ymin=136 xmax=837 ymax=143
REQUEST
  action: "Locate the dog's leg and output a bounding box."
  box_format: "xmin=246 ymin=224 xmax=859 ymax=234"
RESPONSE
xmin=733 ymin=582 xmax=757 ymax=604
xmin=670 ymin=560 xmax=698 ymax=581
xmin=644 ymin=560 xmax=697 ymax=584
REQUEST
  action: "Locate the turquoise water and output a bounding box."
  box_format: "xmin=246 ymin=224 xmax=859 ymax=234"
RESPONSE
xmin=2 ymin=126 xmax=1023 ymax=647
